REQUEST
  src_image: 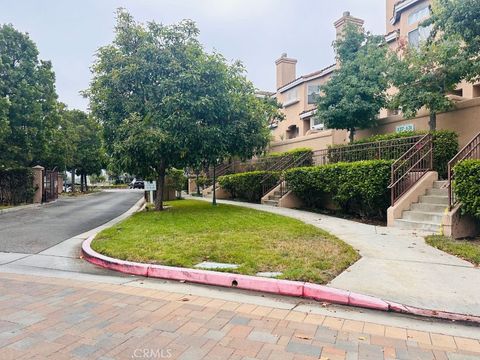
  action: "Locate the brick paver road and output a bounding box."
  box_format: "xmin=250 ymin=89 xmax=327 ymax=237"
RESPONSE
xmin=0 ymin=273 xmax=479 ymax=360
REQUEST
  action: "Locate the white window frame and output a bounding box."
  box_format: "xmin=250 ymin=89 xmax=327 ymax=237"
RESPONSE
xmin=408 ymin=5 xmax=430 ymax=25
xmin=283 ymin=88 xmax=299 ymax=107
xmin=310 ymin=117 xmax=324 ymax=130
xmin=307 ymin=84 xmax=321 ymax=105
xmin=408 ymin=24 xmax=432 ymax=48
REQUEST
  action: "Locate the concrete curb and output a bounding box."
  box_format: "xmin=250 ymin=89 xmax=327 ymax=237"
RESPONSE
xmin=82 ymin=236 xmax=480 ymax=325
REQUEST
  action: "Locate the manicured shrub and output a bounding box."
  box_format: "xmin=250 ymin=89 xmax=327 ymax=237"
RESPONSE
xmin=218 ymin=171 xmax=280 ymax=203
xmin=328 ymin=130 xmax=458 ymax=179
xmin=453 ymin=160 xmax=480 ymax=219
xmin=285 ymin=160 xmax=392 ymax=219
xmin=432 ymin=131 xmax=459 ymax=179
xmin=0 ymin=167 xmax=35 ymax=205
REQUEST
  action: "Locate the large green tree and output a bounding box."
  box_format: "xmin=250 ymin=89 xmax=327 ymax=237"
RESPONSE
xmin=0 ymin=24 xmax=60 ymax=167
xmin=89 ymin=10 xmax=274 ymax=209
xmin=315 ymin=24 xmax=389 ymax=143
xmin=428 ymin=0 xmax=480 ymax=81
xmin=88 ymin=10 xmax=203 ymax=209
xmin=389 ymin=0 xmax=478 ymax=131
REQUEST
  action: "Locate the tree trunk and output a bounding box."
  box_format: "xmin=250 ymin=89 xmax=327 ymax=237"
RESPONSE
xmin=85 ymin=174 xmax=88 ymax=192
xmin=212 ymin=164 xmax=217 ymax=206
xmin=81 ymin=173 xmax=85 ymax=192
xmin=349 ymin=128 xmax=356 ymax=143
xmin=71 ymin=169 xmax=75 ymax=193
xmin=155 ymin=162 xmax=166 ymax=211
xmin=428 ymin=112 xmax=437 ymax=131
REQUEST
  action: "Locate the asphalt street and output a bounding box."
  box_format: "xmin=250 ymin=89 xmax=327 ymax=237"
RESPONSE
xmin=0 ymin=191 xmax=142 ymax=254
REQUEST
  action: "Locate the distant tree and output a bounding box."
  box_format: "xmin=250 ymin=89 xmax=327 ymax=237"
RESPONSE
xmin=389 ymin=1 xmax=473 ymax=131
xmin=73 ymin=114 xmax=105 ymax=192
xmin=165 ymin=168 xmax=187 ymax=199
xmin=0 ymin=24 xmax=60 ymax=167
xmin=315 ymin=24 xmax=389 ymax=143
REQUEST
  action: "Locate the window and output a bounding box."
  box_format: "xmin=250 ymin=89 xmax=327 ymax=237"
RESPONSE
xmin=408 ymin=5 xmax=430 ymax=25
xmin=408 ymin=25 xmax=432 ymax=48
xmin=307 ymin=85 xmax=321 ymax=104
xmin=284 ymin=88 xmax=298 ymax=106
xmin=310 ymin=117 xmax=324 ymax=130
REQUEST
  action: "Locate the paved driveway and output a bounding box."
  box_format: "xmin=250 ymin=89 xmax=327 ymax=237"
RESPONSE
xmin=0 ymin=191 xmax=142 ymax=254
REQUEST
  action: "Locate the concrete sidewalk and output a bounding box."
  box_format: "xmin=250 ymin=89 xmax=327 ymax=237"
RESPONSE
xmin=194 ymin=198 xmax=480 ymax=317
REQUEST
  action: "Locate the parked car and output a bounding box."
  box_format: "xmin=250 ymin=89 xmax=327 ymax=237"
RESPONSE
xmin=129 ymin=180 xmax=144 ymax=189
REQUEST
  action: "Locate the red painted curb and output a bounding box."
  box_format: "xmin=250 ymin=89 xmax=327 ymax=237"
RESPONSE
xmin=82 ymin=236 xmax=480 ymax=324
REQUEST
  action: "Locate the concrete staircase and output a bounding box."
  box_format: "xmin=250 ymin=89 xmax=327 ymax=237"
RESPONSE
xmin=394 ymin=180 xmax=448 ymax=233
xmin=262 ymin=190 xmax=282 ymax=207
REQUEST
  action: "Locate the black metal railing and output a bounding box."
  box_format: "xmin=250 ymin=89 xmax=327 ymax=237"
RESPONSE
xmin=388 ymin=134 xmax=433 ymax=205
xmin=260 ymin=152 xmax=312 ymax=197
xmin=447 ymin=131 xmax=480 ymax=209
xmin=312 ymin=135 xmax=424 ymax=166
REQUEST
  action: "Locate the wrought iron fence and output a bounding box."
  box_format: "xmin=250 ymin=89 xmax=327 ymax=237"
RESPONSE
xmin=388 ymin=134 xmax=433 ymax=205
xmin=312 ymin=135 xmax=424 ymax=166
xmin=447 ymin=131 xmax=480 ymax=209
xmin=42 ymin=169 xmax=58 ymax=203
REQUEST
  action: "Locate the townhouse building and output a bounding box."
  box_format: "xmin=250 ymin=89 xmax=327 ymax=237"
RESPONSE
xmin=269 ymin=0 xmax=480 ymax=153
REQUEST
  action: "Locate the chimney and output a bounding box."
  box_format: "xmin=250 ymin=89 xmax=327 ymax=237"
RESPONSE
xmin=275 ymin=53 xmax=297 ymax=89
xmin=333 ymin=11 xmax=364 ymax=40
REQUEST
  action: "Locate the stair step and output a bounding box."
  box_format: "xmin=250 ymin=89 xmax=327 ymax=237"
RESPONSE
xmin=402 ymin=211 xmax=444 ymax=223
xmin=410 ymin=203 xmax=447 ymax=213
xmin=419 ymin=195 xmax=449 ymax=205
xmin=273 ymin=191 xmax=282 ymax=197
xmin=263 ymin=200 xmax=279 ymax=207
xmin=394 ymin=219 xmax=441 ymax=233
xmin=269 ymin=195 xmax=281 ymax=200
xmin=433 ymin=180 xmax=448 ymax=189
xmin=426 ymin=188 xmax=448 ymax=196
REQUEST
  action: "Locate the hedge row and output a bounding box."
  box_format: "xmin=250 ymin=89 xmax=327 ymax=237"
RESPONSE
xmin=218 ymin=171 xmax=280 ymax=203
xmin=328 ymin=130 xmax=458 ymax=179
xmin=0 ymin=167 xmax=35 ymax=205
xmin=454 ymin=160 xmax=480 ymax=219
xmin=285 ymin=160 xmax=392 ymax=219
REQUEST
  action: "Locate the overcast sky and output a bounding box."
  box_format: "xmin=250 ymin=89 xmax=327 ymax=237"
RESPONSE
xmin=1 ymin=0 xmax=386 ymax=111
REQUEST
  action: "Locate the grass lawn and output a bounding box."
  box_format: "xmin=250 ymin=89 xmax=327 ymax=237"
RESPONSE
xmin=0 ymin=205 xmax=12 ymax=210
xmin=426 ymin=235 xmax=480 ymax=266
xmin=92 ymin=199 xmax=359 ymax=283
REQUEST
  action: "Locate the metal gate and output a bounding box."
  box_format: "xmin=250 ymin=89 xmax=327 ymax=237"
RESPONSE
xmin=42 ymin=169 xmax=58 ymax=203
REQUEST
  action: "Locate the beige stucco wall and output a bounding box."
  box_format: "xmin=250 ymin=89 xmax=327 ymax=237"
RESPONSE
xmin=357 ymin=98 xmax=480 ymax=148
xmin=269 ymin=129 xmax=349 ymax=153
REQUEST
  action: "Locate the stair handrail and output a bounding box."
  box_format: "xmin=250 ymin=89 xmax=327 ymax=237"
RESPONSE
xmin=447 ymin=131 xmax=480 ymax=210
xmin=260 ymin=152 xmax=312 ymax=197
xmin=388 ymin=133 xmax=433 ymax=205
